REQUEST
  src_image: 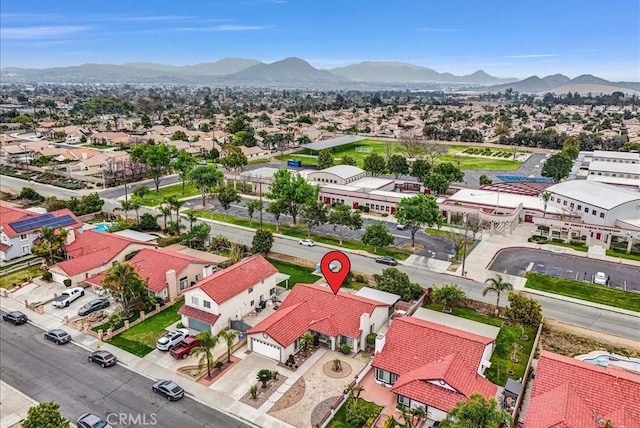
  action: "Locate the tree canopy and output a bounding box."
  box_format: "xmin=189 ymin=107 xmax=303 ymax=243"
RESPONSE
xmin=395 ymin=194 xmax=443 ymax=248
xmin=130 ymin=143 xmax=178 ymax=192
xmin=22 ymin=402 xmax=70 ymax=428
xmin=387 ymin=155 xmax=409 ymax=179
xmin=362 ymin=153 xmax=387 ymax=177
xmin=373 ymin=267 xmax=423 ymax=301
xmin=188 ymin=164 xmax=224 ymax=206
xmin=317 ymin=149 xmax=334 ymax=169
xmin=327 ymin=204 xmax=362 ymax=245
xmin=541 ymin=153 xmax=572 ymax=183
xmin=173 ymin=150 xmax=197 ymax=193
xmin=362 ymin=222 xmax=394 ymax=252
xmin=266 ymin=169 xmax=318 ymax=224
xmin=102 ymin=262 xmax=150 ymax=315
xmin=439 ymin=393 xmax=509 ymax=428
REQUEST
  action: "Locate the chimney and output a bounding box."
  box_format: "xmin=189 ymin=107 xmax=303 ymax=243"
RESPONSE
xmin=374 ymin=334 xmax=386 ymax=354
xmin=166 ymin=269 xmax=178 ymax=299
xmin=66 ymin=228 xmax=76 ymax=245
xmin=82 ymin=151 xmax=88 ymax=160
xmin=360 ymin=313 xmax=370 ymax=334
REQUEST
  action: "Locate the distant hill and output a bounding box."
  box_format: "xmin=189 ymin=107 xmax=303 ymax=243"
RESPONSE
xmin=124 ymin=58 xmax=262 ymax=76
xmin=329 ymin=61 xmax=516 ymax=84
xmin=489 ymin=74 xmax=640 ymax=94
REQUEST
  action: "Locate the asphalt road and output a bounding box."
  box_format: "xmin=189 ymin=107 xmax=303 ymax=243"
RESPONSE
xmin=0 ymin=318 xmax=251 ymax=428
xmin=489 ymin=247 xmax=640 ymax=291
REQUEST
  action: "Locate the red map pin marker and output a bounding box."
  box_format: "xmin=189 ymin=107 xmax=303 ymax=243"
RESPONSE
xmin=320 ymin=251 xmax=351 ymax=295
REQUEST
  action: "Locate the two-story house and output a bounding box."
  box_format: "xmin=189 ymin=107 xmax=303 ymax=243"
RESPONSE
xmin=178 ymin=255 xmax=279 ymax=334
xmin=0 ymin=201 xmax=83 ymax=262
xmin=48 ymin=230 xmax=154 ymax=285
xmin=85 ymin=248 xmax=216 ymax=300
xmin=246 ymin=284 xmax=397 ymax=363
xmin=371 ymin=316 xmax=497 ymax=423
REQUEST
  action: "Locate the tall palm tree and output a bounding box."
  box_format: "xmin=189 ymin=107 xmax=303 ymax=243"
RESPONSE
xmin=541 ymin=191 xmax=551 ymax=218
xmin=114 ymin=200 xmax=134 ymax=222
xmin=300 ymin=332 xmax=314 ymax=356
xmin=165 ymin=197 xmax=185 ymax=223
xmin=158 ymin=205 xmax=172 ymax=230
xmin=218 ymin=329 xmax=238 ymax=363
xmin=130 ymin=200 xmax=141 ymax=225
xmin=191 ymin=330 xmax=219 ymax=380
xmin=37 ymin=226 xmax=61 ymax=265
xmin=102 ymin=261 xmax=147 ymax=316
xmin=184 ymin=211 xmax=198 ymax=232
xmin=483 ymin=274 xmax=514 ymax=312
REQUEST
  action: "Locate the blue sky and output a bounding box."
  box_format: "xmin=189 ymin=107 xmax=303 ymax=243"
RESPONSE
xmin=1 ymin=0 xmax=638 ymax=80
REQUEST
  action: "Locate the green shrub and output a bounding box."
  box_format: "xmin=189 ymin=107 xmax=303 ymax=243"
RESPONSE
xmin=63 ymin=279 xmax=72 ymax=287
xmin=341 ymin=344 xmax=351 ymax=354
xmin=366 ymin=332 xmax=377 ymax=347
xmin=41 ymin=271 xmax=53 ymax=281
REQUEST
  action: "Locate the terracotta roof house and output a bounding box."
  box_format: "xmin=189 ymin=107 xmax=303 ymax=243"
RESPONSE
xmin=0 ymin=201 xmax=83 ymax=262
xmin=371 ymin=317 xmax=497 ymax=423
xmin=246 ymin=283 xmax=395 ymax=363
xmin=85 ymin=248 xmax=215 ymax=300
xmin=48 ymin=230 xmax=154 ymax=285
xmin=524 ymin=351 xmax=640 ymax=428
xmin=178 ymin=255 xmax=284 ymax=334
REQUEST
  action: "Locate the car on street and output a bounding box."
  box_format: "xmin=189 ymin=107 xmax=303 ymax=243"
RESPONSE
xmin=45 ymin=328 xmax=72 ymax=344
xmin=78 ymin=298 xmax=110 ymax=316
xmin=375 ymin=256 xmax=399 ymax=266
xmin=299 ymin=238 xmax=315 ymax=247
xmin=2 ymin=311 xmax=28 ymax=325
xmin=88 ymin=350 xmax=117 ymax=368
xmin=52 ymin=286 xmax=85 ymax=308
xmin=77 ymin=413 xmax=112 ymax=428
xmin=593 ymin=272 xmax=608 ymax=285
xmin=156 ymin=328 xmax=190 ymax=351
xmin=170 ymin=336 xmax=202 ymax=359
xmin=152 ymin=379 xmax=185 ymax=401
xmin=396 ymin=224 xmax=407 ymax=230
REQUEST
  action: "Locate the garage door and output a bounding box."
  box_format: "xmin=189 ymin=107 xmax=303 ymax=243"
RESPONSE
xmin=252 ymin=338 xmax=281 ymax=361
xmin=187 ymin=317 xmax=210 ymax=332
xmin=51 ymin=272 xmax=68 ymax=285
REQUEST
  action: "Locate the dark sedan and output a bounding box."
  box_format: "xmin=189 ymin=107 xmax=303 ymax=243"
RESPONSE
xmin=45 ymin=328 xmax=72 ymax=345
xmin=152 ymin=379 xmax=185 ymax=401
xmin=375 ymin=256 xmax=399 ymax=266
xmin=88 ymin=350 xmax=117 ymax=368
xmin=78 ymin=298 xmax=110 ymax=316
xmin=2 ymin=311 xmax=28 ymax=325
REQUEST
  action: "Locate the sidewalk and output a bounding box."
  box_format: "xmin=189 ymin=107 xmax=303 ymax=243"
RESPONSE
xmin=0 ymin=294 xmax=295 ymax=428
xmin=1 ymin=381 xmax=38 ymax=428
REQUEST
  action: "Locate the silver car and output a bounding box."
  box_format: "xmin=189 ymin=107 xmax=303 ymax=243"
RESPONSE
xmin=152 ymin=379 xmax=185 ymax=401
xmin=77 ymin=413 xmax=112 ymax=428
xmin=45 ymin=328 xmax=72 ymax=345
xmin=156 ymin=328 xmax=190 ymax=351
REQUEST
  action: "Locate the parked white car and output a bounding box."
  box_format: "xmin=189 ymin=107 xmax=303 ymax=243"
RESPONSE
xmin=299 ymin=239 xmax=315 ymax=247
xmin=593 ymin=272 xmax=607 ymax=285
xmin=52 ymin=287 xmax=85 ymax=308
xmin=156 ymin=328 xmax=190 ymax=351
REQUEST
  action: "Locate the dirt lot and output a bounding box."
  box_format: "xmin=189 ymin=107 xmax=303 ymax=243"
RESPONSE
xmin=540 ymin=319 xmax=640 ymax=357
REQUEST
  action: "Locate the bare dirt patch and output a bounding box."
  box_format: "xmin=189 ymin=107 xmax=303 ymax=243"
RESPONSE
xmin=239 ymin=374 xmax=287 ymax=409
xmin=540 ymin=319 xmax=640 ymax=357
xmin=269 ymin=376 xmax=306 ymax=413
xmin=194 ymin=356 xmax=240 ymax=387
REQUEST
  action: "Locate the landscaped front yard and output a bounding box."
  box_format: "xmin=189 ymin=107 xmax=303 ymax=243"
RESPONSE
xmin=0 ymin=265 xmax=43 ymax=288
xmin=423 ymin=302 xmax=537 ymax=386
xmin=327 ymin=397 xmax=383 ymax=428
xmin=108 ymin=299 xmax=185 ymax=357
xmin=525 ymin=272 xmax=640 ymax=313
xmin=135 ymin=183 xmax=200 ymax=206
xmin=267 ymin=258 xmax=320 ymax=287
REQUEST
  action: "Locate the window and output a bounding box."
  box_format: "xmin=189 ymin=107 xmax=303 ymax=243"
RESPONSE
xmin=397 ymin=395 xmax=410 ymax=406
xmin=584 ymin=206 xmax=589 ymax=212
xmin=269 ymin=287 xmax=276 ymax=296
xmin=374 ymin=368 xmax=398 ymax=385
xmin=592 ymin=210 xmax=597 ymax=215
xmin=550 ymin=197 xmax=554 ymax=201
xmin=563 ymin=201 xmax=567 ymax=206
xmin=600 ymin=212 xmax=605 ymax=218
xmin=195 ymin=274 xmax=201 ymax=281
xmin=557 ymin=199 xmax=561 ymax=204
xmin=250 ymin=300 xmax=254 ymax=307
xmin=20 ymin=233 xmax=29 ymax=241
xmin=248 ymin=287 xmax=253 ymax=294
xmin=570 ymin=203 xmax=574 ymax=208
xmin=203 ymin=300 xmax=211 ymax=309
xmin=577 ymin=205 xmax=582 ymax=210
xmin=191 ymin=296 xmax=199 ymax=306
xmin=179 ymin=277 xmax=188 ymax=290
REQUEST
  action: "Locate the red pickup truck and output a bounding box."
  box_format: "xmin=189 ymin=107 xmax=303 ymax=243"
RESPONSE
xmin=169 ymin=336 xmax=201 ymax=359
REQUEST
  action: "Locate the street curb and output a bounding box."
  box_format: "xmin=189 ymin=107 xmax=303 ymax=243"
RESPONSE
xmin=522 ymin=287 xmax=640 ymax=318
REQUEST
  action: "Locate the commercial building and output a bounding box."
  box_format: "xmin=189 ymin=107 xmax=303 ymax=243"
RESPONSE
xmin=569 ymin=150 xmax=640 ymax=190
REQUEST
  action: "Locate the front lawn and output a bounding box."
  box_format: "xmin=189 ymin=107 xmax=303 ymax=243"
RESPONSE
xmin=108 ymin=300 xmax=184 ymax=357
xmin=423 ymin=303 xmax=536 ymax=386
xmin=328 ymin=398 xmax=383 ymax=428
xmin=606 ymin=249 xmax=640 ymax=262
xmin=0 ymin=265 xmax=43 ymax=288
xmin=525 ymin=272 xmax=640 ymax=312
xmin=135 ymin=183 xmax=200 ymax=206
xmin=547 ymin=241 xmax=588 ymax=252
xmin=187 ymin=209 xmax=411 ymax=260
xmin=267 ymin=258 xmax=320 ymax=287
xmin=437 ymin=153 xmax=521 ymax=170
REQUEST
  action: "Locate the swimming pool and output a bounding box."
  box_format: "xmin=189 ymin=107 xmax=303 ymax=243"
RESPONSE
xmin=577 ymin=351 xmax=640 ymax=373
xmin=92 ymin=222 xmax=112 ymax=233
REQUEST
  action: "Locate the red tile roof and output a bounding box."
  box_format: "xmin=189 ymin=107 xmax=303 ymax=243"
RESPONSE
xmin=55 ymin=230 xmax=152 ymax=275
xmin=85 ymin=248 xmax=211 ymax=292
xmin=178 ymin=304 xmax=220 ymax=325
xmin=195 ymin=255 xmax=278 ymax=304
xmin=372 ymin=317 xmax=496 ymax=412
xmin=0 ymin=202 xmax=82 ymax=238
xmin=0 ymin=243 xmax=11 ymax=252
xmin=524 ymin=351 xmax=640 ymax=428
xmin=247 ymin=283 xmax=389 ymax=346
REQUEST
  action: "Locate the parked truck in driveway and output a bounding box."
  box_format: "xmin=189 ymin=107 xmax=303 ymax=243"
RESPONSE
xmin=169 ymin=336 xmax=201 ymax=359
xmin=52 ymin=287 xmax=85 ymax=308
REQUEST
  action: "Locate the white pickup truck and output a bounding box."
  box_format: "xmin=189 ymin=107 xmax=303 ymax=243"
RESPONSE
xmin=52 ymin=287 xmax=85 ymax=308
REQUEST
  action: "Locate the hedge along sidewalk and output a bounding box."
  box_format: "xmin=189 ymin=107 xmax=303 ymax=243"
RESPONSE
xmin=524 ymin=272 xmax=640 ymax=315
xmin=186 ymin=209 xmax=411 ymax=260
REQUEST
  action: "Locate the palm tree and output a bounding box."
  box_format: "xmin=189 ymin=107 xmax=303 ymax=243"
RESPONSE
xmin=36 ymin=226 xmax=61 ymax=265
xmin=158 ymin=204 xmax=172 ymax=230
xmin=101 ymin=261 xmax=148 ymax=316
xmin=164 ymin=196 xmax=185 ymax=223
xmin=299 ymin=332 xmax=314 ymax=356
xmin=130 ymin=200 xmax=141 ymax=225
xmin=166 ymin=220 xmax=185 ymax=236
xmin=191 ymin=330 xmax=219 ymax=380
xmin=351 ymin=385 xmax=365 ymax=401
xmin=184 ymin=211 xmax=198 ymax=232
xmin=218 ymin=329 xmax=238 ymax=363
xmin=114 ymin=200 xmax=134 ymax=221
xmin=541 ymin=191 xmax=551 ymax=218
xmin=483 ymin=274 xmax=514 ymax=312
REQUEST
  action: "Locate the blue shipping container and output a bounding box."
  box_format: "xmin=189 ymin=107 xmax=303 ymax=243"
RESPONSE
xmin=287 ymin=160 xmax=302 ymax=167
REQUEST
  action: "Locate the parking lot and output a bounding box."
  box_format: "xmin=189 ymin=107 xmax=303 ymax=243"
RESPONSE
xmin=489 ymin=248 xmax=640 ymax=291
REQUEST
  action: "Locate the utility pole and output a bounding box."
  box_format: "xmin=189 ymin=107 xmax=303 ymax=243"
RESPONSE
xmin=259 ymin=180 xmax=263 ymax=228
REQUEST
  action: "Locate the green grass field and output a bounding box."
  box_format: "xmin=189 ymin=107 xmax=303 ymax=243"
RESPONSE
xmin=267 ymin=258 xmax=320 ymax=287
xmin=0 ymin=265 xmax=43 ymax=288
xmin=135 ymin=182 xmax=200 ymax=206
xmin=525 ymin=272 xmax=640 ymax=312
xmin=279 ymin=139 xmax=522 ymax=171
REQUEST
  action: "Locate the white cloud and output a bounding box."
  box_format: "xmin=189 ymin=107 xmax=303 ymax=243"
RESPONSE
xmin=504 ymin=54 xmax=557 ymax=59
xmin=1 ymin=25 xmax=92 ymax=40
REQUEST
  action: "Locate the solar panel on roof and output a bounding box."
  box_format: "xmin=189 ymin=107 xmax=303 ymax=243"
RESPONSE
xmin=9 ymin=214 xmax=54 ymax=233
xmin=496 ymin=175 xmax=553 ymax=184
xmin=9 ymin=214 xmax=76 ymax=233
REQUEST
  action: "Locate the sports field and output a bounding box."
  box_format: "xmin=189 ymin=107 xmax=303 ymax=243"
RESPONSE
xmin=279 ymin=140 xmax=522 ymax=170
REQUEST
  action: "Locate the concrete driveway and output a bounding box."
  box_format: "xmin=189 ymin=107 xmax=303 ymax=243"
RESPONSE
xmin=211 ymin=352 xmax=279 ymax=400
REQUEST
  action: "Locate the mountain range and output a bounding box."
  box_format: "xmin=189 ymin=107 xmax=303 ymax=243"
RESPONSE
xmin=2 ymin=57 xmax=638 ymax=93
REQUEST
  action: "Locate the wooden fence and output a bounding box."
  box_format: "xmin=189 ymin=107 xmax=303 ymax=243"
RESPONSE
xmin=511 ymin=319 xmax=544 ymax=427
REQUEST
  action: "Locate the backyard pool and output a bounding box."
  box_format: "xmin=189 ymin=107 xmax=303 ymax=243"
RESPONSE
xmin=577 ymin=351 xmax=640 ymax=373
xmin=92 ymin=222 xmax=112 ymax=233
